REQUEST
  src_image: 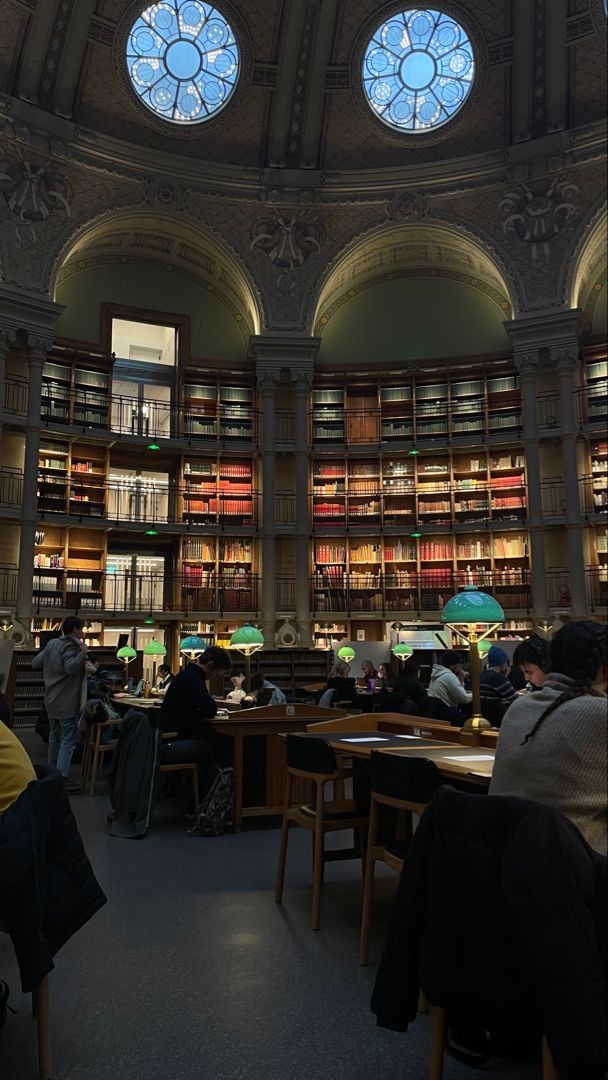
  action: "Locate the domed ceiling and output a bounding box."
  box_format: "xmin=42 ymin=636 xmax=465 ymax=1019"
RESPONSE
xmin=1 ymin=0 xmax=606 ymax=174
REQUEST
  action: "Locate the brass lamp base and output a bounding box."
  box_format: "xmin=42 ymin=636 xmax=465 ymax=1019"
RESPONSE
xmin=462 ymin=713 xmax=492 ymax=733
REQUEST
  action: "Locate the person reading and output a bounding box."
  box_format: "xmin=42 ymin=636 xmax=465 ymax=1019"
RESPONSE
xmin=479 ymin=645 xmax=518 ymax=705
xmin=326 ymin=660 xmax=358 ymax=708
xmin=160 ymin=646 xmax=232 ymax=773
xmin=428 ymin=650 xmax=472 ymax=723
xmin=491 ymin=620 xmax=607 ymax=856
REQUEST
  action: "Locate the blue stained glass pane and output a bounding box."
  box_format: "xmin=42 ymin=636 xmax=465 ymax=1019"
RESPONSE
xmin=362 ymin=8 xmax=475 ymax=132
xmin=126 ymin=0 xmax=239 ymax=124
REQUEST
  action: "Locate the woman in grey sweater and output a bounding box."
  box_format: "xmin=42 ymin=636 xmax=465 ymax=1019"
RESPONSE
xmin=490 ymin=620 xmax=607 ymax=856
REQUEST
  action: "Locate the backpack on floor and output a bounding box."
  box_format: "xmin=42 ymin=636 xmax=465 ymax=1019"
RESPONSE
xmin=189 ymin=765 xmax=234 ymax=837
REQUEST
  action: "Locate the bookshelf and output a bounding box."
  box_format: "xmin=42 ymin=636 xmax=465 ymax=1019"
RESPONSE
xmin=589 ymin=439 xmax=608 ymax=515
xmin=41 ymin=349 xmax=111 ymax=428
xmin=219 ymin=538 xmax=255 ymax=611
xmin=65 ymin=527 xmax=106 ymax=613
xmin=312 ymin=622 xmax=348 ymax=650
xmin=182 ymin=536 xmax=217 ymax=610
xmin=247 ymin=649 xmax=333 ymax=700
xmin=37 ymin=437 xmax=69 ymax=514
xmin=33 ymin=525 xmax=66 ymax=611
xmin=311 ymin=388 xmax=345 ymax=443
xmin=381 ymin=385 xmax=413 ymax=442
xmin=584 ymin=356 xmax=608 ymax=425
xmin=488 ymin=451 xmax=526 ymax=523
xmin=69 ymin=443 xmax=107 ymax=518
xmin=180 ymin=536 xmax=256 ymax=613
xmin=183 ymin=376 xmax=255 ymax=442
xmin=183 ymin=456 xmax=255 ymax=526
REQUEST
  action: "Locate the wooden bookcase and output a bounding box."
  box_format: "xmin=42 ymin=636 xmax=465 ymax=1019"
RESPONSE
xmin=182 ymin=373 xmax=255 ymax=442
xmin=69 ymin=442 xmax=108 ymax=518
xmin=180 ymin=536 xmax=257 ymax=613
xmin=182 ymin=455 xmax=256 ymax=526
xmin=41 ymin=345 xmax=111 ymax=429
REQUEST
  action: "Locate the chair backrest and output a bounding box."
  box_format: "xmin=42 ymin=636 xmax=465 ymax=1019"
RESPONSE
xmin=317 ymin=688 xmax=336 ymax=709
xmin=286 ymin=734 xmax=337 ymax=774
xmin=370 ymin=750 xmax=443 ymax=804
xmin=480 ymin=696 xmax=510 ymax=727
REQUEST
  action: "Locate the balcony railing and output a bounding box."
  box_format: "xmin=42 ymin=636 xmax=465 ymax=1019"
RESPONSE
xmin=0 ymin=468 xmax=23 ymax=509
xmin=536 ymin=393 xmax=560 ymax=431
xmin=4 ymin=377 xmax=27 ymax=417
xmin=311 ymin=569 xmax=532 ymax=616
xmin=32 ymin=571 xmax=260 ymax=616
xmin=35 ymin=478 xmax=261 ymax=528
xmin=540 ymin=479 xmax=567 ymax=517
xmin=0 ymin=567 xmax=18 ymax=606
xmin=275 ymin=491 xmax=296 ymax=525
xmin=575 ymin=388 xmax=608 ymax=429
xmin=580 ymin=475 xmax=608 ymax=517
xmin=586 ymin=567 xmax=608 ymax=611
xmin=310 ymin=405 xmax=523 ymax=448
xmin=38 ymin=385 xmax=260 ymax=445
xmin=275 ymin=411 xmax=295 ymax=443
xmin=276 ymin=577 xmax=296 ymax=611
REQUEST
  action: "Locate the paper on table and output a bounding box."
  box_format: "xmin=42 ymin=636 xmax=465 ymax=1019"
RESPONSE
xmin=340 ymin=736 xmax=390 ymax=743
xmin=443 ymin=754 xmax=494 ymax=762
xmin=394 ymin=734 xmax=425 ymax=740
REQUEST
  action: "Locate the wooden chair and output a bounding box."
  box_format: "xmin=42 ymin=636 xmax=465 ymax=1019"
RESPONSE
xmin=81 ymin=717 xmax=121 ymax=796
xmin=0 ymin=930 xmax=51 ymax=1080
xmin=428 ymin=1009 xmax=562 ymax=1080
xmin=275 ymin=734 xmax=369 ymax=930
xmin=159 ymin=762 xmax=200 ymax=813
xmin=360 ymin=752 xmax=443 ymax=966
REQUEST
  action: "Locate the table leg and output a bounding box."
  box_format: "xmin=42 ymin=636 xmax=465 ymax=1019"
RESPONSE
xmin=233 ymin=733 xmax=244 ymax=831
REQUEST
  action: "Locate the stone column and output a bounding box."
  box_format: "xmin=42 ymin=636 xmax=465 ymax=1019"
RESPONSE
xmin=293 ymin=370 xmax=313 ymax=646
xmin=555 ymin=346 xmax=587 ymax=616
xmin=515 ymin=353 xmax=548 ymax=619
xmin=0 ymin=327 xmax=17 ymax=443
xmin=16 ymin=334 xmax=50 ymax=634
xmin=257 ymin=369 xmax=279 ymax=642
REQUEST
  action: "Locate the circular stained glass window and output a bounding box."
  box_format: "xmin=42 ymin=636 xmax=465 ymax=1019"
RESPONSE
xmin=362 ymin=8 xmax=475 ymax=132
xmin=126 ymin=1 xmax=239 ymax=124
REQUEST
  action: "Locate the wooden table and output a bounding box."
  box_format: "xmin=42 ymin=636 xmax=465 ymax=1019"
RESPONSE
xmin=296 ymin=729 xmax=495 ymax=786
xmin=211 ymin=704 xmax=352 ymax=829
xmin=112 ymin=694 xmax=162 ymax=711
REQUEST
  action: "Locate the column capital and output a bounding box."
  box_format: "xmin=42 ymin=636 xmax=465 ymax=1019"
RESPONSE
xmin=505 ymin=306 xmax=581 ymax=356
xmin=291 ymin=369 xmax=314 ymax=393
xmin=554 ymin=345 xmax=578 ymax=372
xmin=513 ymin=351 xmax=539 ymax=377
xmin=26 ymin=332 xmax=53 ymax=361
xmin=0 ymin=327 xmax=17 ymax=351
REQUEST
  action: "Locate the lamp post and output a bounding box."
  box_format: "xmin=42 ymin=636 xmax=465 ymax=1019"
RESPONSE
xmin=229 ymin=623 xmax=264 ymax=691
xmin=143 ymin=638 xmax=167 ymax=690
xmin=116 ymin=645 xmax=137 ymax=688
xmin=441 ymin=584 xmax=505 ymax=732
xmin=179 ymin=635 xmax=208 ymax=663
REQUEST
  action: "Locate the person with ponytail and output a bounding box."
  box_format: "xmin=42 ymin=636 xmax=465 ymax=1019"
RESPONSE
xmin=490 ymin=620 xmax=607 ymax=856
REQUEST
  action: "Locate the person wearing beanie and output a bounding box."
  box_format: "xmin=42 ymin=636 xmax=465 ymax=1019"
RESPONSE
xmin=480 ymin=644 xmax=518 ymax=706
xmin=428 ymin=650 xmax=473 ymax=717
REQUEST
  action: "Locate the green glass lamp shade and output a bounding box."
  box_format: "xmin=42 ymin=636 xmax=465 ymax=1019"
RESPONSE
xmin=337 ymin=646 xmax=356 ymax=662
xmin=117 ymin=646 xmax=137 ymax=662
xmin=392 ymin=643 xmax=414 ymax=660
xmin=441 ymin=585 xmax=505 ymax=625
xmin=477 ymin=639 xmax=493 ymax=658
xmin=180 ymin=635 xmax=207 ymax=653
xmin=229 ymin=624 xmax=264 ymax=652
xmin=143 ymin=639 xmax=167 ymax=657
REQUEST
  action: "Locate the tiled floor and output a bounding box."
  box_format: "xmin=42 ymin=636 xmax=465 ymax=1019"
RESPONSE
xmin=0 ymin=735 xmax=542 ymax=1080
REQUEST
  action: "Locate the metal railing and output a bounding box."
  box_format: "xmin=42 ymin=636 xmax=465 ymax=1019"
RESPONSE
xmin=0 ymin=468 xmax=23 ymax=509
xmin=575 ymin=388 xmax=608 ymax=429
xmin=540 ymin=479 xmax=567 ymax=517
xmin=4 ymin=377 xmax=27 ymax=416
xmin=580 ymin=475 xmax=608 ymax=517
xmin=536 ymin=393 xmax=560 ymax=431
xmin=311 ymin=569 xmax=532 ymax=615
xmin=586 ymin=567 xmax=608 ymax=611
xmin=31 ymin=570 xmax=260 ymax=616
xmin=0 ymin=567 xmax=18 ymax=605
xmin=275 ymin=411 xmax=295 ymax=443
xmin=310 ymin=404 xmax=523 ymax=447
xmin=35 ymin=478 xmax=261 ymax=527
xmin=276 ymin=577 xmax=296 ymax=611
xmin=275 ymin=491 xmax=296 ymax=525
xmin=38 ymin=384 xmax=261 ymax=444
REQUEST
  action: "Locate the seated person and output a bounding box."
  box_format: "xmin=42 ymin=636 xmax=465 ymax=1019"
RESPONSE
xmin=390 ymin=656 xmax=428 ymax=715
xmin=491 ymin=620 xmax=607 ymax=856
xmin=241 ymin=673 xmax=286 ymax=708
xmin=160 ymin=646 xmax=232 ymax=772
xmin=225 ymin=671 xmax=247 ymax=704
xmin=0 ymin=719 xmax=36 ymax=815
xmin=361 ymin=659 xmax=378 ymax=687
xmin=326 ymin=660 xmax=359 ymax=708
xmin=512 ymin=635 xmax=550 ymax=690
xmin=376 ymin=664 xmax=392 ymax=690
xmin=479 ymin=645 xmax=518 ymax=707
xmin=155 ymin=664 xmax=174 ymax=692
xmin=428 ymin=650 xmax=472 ymax=722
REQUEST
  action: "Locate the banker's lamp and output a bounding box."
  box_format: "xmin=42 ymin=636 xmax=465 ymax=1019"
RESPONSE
xmin=143 ymin=638 xmax=167 ymax=686
xmin=180 ymin=635 xmax=207 ymax=660
xmin=229 ymin=623 xmax=264 ymax=690
xmin=392 ymin=642 xmax=414 ymax=664
xmin=337 ymin=645 xmax=356 ymax=664
xmin=116 ymin=645 xmax=137 ymax=685
xmin=441 ymin=585 xmax=505 ymax=732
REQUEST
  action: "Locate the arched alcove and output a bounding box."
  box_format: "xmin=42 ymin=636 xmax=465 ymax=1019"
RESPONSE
xmin=568 ymin=212 xmax=607 ymax=339
xmin=51 ymin=209 xmax=261 ymax=361
xmin=313 ymin=222 xmax=513 ymax=367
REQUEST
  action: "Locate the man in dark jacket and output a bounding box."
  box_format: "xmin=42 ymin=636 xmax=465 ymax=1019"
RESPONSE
xmin=371 ymin=786 xmax=606 ymax=1077
xmin=159 ymin=646 xmax=231 ymax=772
